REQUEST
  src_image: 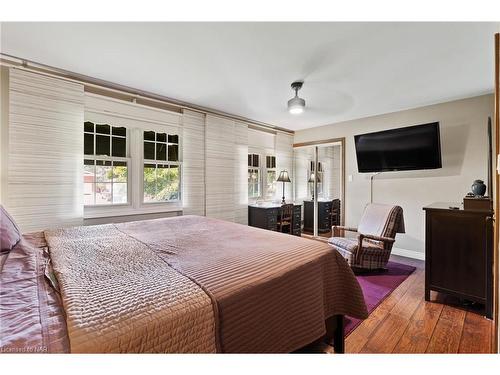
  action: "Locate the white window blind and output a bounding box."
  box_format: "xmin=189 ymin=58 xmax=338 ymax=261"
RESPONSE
xmin=234 ymin=122 xmax=249 ymax=224
xmin=182 ymin=110 xmax=206 ymax=216
xmin=8 ymin=68 xmax=85 ymax=232
xmin=205 ymin=115 xmax=248 ymax=223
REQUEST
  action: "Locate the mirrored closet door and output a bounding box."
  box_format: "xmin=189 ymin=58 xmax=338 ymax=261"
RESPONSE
xmin=293 ymin=140 xmax=345 ymax=238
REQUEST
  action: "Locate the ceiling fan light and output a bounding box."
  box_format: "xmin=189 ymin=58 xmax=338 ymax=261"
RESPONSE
xmin=289 ymin=106 xmax=304 ymax=114
xmin=288 ymin=96 xmax=305 ymax=114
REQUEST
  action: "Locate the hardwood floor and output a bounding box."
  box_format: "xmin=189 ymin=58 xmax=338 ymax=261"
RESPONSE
xmin=308 ymin=255 xmax=494 ymax=353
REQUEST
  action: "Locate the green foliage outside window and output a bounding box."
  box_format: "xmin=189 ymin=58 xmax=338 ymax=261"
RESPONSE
xmin=144 ymin=165 xmax=180 ymax=202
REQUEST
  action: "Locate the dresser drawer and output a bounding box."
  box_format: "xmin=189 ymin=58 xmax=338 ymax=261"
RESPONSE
xmin=268 ymin=217 xmax=277 ymax=226
xmin=267 ymin=208 xmax=278 ymax=216
xmin=267 ymin=209 xmax=278 ymax=226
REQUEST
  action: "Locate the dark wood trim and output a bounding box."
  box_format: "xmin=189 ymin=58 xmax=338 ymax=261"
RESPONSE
xmin=341 ymin=138 xmax=346 ymax=226
xmin=494 ymin=32 xmax=499 ymax=353
xmin=293 ymin=137 xmax=344 ymax=148
xmin=293 ymin=137 xmax=346 ymax=226
xmin=424 ymin=210 xmax=431 ymax=301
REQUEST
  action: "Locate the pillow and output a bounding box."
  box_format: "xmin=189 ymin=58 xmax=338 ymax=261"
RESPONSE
xmin=1 ymin=205 xmax=21 ymax=254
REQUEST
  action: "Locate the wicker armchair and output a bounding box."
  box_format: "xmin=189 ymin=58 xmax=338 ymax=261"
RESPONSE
xmin=328 ymin=203 xmax=405 ymax=270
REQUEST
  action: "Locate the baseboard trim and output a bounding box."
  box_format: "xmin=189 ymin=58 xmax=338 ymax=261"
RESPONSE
xmin=392 ymin=247 xmax=425 ymax=261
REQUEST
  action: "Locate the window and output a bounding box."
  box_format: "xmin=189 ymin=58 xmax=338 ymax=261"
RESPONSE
xmin=143 ymin=131 xmax=180 ymax=202
xmin=265 ymin=155 xmax=277 ymax=198
xmin=84 ymin=121 xmax=128 ymax=205
xmin=248 ymin=153 xmax=260 ymax=198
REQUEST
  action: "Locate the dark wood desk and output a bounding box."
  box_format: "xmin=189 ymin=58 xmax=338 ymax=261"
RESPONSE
xmin=248 ymin=203 xmax=302 ymax=236
xmin=423 ymin=202 xmax=493 ymax=318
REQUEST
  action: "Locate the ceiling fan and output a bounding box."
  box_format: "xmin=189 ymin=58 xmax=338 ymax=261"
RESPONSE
xmin=287 ymin=81 xmax=306 ymax=114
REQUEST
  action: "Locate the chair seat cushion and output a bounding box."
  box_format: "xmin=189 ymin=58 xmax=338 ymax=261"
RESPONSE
xmin=328 ymin=236 xmax=389 ymax=269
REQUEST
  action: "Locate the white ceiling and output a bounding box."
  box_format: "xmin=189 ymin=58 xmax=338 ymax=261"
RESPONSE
xmin=1 ymin=22 xmax=499 ymax=131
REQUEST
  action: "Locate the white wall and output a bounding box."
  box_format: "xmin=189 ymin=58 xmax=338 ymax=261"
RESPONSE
xmin=295 ymin=94 xmax=495 ymax=257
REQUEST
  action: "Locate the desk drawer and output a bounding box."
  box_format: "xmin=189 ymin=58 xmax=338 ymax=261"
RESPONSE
xmin=268 ymin=216 xmax=277 ymax=226
xmin=267 ymin=208 xmax=278 ymax=217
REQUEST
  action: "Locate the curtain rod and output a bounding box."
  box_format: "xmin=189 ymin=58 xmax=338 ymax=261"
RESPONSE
xmin=0 ymin=53 xmax=294 ymax=136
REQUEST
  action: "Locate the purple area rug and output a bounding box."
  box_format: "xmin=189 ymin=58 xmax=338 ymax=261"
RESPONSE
xmin=344 ymin=261 xmax=416 ymax=336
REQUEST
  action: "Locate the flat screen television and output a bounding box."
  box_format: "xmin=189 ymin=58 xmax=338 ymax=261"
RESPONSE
xmin=354 ymin=122 xmax=442 ymax=173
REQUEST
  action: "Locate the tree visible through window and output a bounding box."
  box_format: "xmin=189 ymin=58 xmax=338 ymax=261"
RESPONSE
xmin=143 ymin=131 xmax=180 ymax=202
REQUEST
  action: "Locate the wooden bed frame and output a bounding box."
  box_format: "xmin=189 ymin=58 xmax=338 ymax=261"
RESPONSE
xmin=326 ymin=314 xmax=346 ymax=353
xmin=299 ymin=314 xmax=345 ymax=353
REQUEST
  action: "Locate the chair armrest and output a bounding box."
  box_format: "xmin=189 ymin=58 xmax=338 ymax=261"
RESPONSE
xmin=355 ymin=233 xmax=396 ymax=264
xmin=332 ymin=225 xmax=358 ymax=237
xmin=358 ymin=233 xmax=395 ymax=244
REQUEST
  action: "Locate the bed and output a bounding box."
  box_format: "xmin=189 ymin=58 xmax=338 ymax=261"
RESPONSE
xmin=0 ymin=212 xmax=368 ymax=353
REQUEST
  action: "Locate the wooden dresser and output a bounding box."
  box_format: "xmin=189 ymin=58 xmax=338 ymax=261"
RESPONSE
xmin=303 ymin=199 xmax=340 ymax=233
xmin=248 ymin=203 xmax=302 ymax=236
xmin=423 ymin=202 xmax=493 ymax=318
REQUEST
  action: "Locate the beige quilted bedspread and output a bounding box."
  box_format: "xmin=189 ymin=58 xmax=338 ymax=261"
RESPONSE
xmin=44 ymin=225 xmax=216 ymax=353
xmin=118 ymin=215 xmax=368 ymax=353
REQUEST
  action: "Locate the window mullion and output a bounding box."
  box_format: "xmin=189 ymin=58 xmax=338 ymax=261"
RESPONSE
xmin=130 ymin=127 xmax=141 ymax=210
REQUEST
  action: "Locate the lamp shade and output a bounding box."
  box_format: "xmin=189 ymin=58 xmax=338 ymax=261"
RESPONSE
xmin=308 ymin=172 xmax=321 ymax=183
xmin=277 ymin=170 xmax=291 ymax=183
xmin=288 ymin=96 xmax=305 ymax=114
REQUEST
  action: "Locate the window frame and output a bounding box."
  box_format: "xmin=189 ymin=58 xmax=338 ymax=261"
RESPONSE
xmin=83 ymin=122 xmax=131 ymax=208
xmin=83 ymin=107 xmax=183 ymax=219
xmin=248 ymin=153 xmax=261 ymax=199
xmin=141 ymin=130 xmax=182 ymax=205
xmin=264 ymin=155 xmax=277 ymax=199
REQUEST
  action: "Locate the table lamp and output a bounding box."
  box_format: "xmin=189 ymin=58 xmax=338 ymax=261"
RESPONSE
xmin=277 ymin=170 xmax=291 ymax=204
